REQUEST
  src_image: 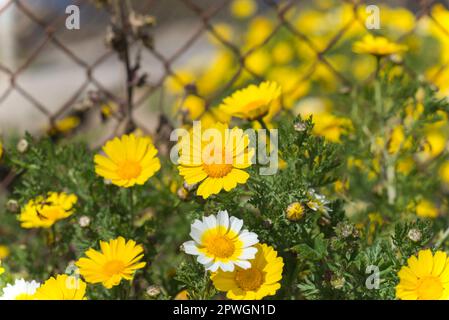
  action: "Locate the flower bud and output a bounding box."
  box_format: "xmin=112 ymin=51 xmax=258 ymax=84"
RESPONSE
xmin=407 ymin=228 xmax=422 ymax=242
xmin=285 ymin=202 xmax=305 ymax=221
xmin=146 ymin=285 xmax=161 ymax=298
xmin=78 ymin=216 xmax=91 ymax=228
xmin=6 ymin=199 xmax=19 ymax=213
xmin=16 ymin=139 xmax=29 ymax=153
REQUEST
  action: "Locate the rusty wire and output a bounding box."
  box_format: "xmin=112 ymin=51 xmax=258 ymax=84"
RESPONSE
xmin=0 ymin=0 xmax=448 ymax=190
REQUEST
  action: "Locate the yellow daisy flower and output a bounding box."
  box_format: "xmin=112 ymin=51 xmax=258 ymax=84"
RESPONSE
xmin=94 ymin=134 xmax=161 ymax=188
xmin=285 ymin=202 xmax=305 ymax=221
xmin=220 ymin=81 xmax=281 ymax=121
xmin=396 ymin=249 xmax=449 ymax=300
xmin=353 ymin=34 xmax=407 ymax=57
xmin=177 ymin=122 xmax=254 ymax=199
xmin=182 ymin=210 xmax=259 ymax=272
xmin=33 ymin=275 xmax=86 ymax=300
xmin=0 ymin=260 xmax=4 ymax=275
xmin=76 ymin=237 xmax=146 ymax=289
xmin=19 ymin=192 xmax=78 ymax=229
xmin=211 ymin=243 xmax=284 ymax=300
xmin=416 ymin=199 xmax=439 ymax=219
xmin=230 ymin=0 xmax=257 ymax=19
xmin=0 ymin=245 xmax=9 ymax=260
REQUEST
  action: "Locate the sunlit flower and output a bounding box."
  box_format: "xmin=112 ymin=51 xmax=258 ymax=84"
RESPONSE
xmin=0 ymin=245 xmax=9 ymax=260
xmin=178 ymin=122 xmax=254 ymax=199
xmin=19 ymin=192 xmax=78 ymax=229
xmin=353 ymin=34 xmax=407 ymax=57
xmin=285 ymin=202 xmax=305 ymax=221
xmin=76 ymin=237 xmax=146 ymax=289
xmin=33 ymin=274 xmax=86 ymax=300
xmin=230 ymin=0 xmax=257 ymax=19
xmin=396 ymin=249 xmax=449 ymax=300
xmin=306 ymin=189 xmax=332 ymax=216
xmin=416 ymin=199 xmax=438 ymax=219
xmin=439 ymin=161 xmax=449 ymax=184
xmin=182 ymin=210 xmax=259 ymax=272
xmin=0 ymin=260 xmax=4 ymax=275
xmin=0 ymin=279 xmax=40 ymax=300
xmin=211 ymin=243 xmax=283 ymax=300
xmin=220 ymin=81 xmax=281 ymax=121
xmin=94 ymin=134 xmax=161 ymax=188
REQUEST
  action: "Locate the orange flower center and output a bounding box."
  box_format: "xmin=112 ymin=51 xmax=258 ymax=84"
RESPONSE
xmin=235 ymin=268 xmax=264 ymax=291
xmin=117 ymin=160 xmax=142 ymax=180
xmin=204 ymin=234 xmax=235 ymax=258
xmin=417 ymin=276 xmax=443 ymax=300
xmin=202 ymin=148 xmax=233 ymax=178
xmin=103 ymin=260 xmax=125 ymax=277
xmin=203 ymin=163 xmax=233 ymax=178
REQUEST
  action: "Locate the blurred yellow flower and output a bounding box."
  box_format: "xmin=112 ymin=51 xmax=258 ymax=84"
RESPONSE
xmin=19 ymin=192 xmax=78 ymax=229
xmin=0 ymin=260 xmax=4 ymax=275
xmin=312 ymin=113 xmax=353 ymax=143
xmin=439 ymin=161 xmax=449 ymax=184
xmin=33 ymin=275 xmax=86 ymax=300
xmin=208 ymin=23 xmax=233 ymax=45
xmin=388 ymin=125 xmax=412 ymax=154
xmin=167 ymin=70 xmax=195 ymax=94
xmin=230 ymin=0 xmax=257 ymax=19
xmin=179 ymin=95 xmax=206 ymax=121
xmin=211 ymin=243 xmax=284 ymax=300
xmin=272 ymin=41 xmax=294 ymax=65
xmin=76 ymin=237 xmax=146 ymax=289
xmin=220 ymin=81 xmax=281 ymax=121
xmin=353 ymin=34 xmax=407 ymax=57
xmin=0 ymin=140 xmax=3 ymax=160
xmin=0 ymin=245 xmax=10 ymax=260
xmin=94 ymin=134 xmax=161 ymax=188
xmin=416 ymin=199 xmax=438 ymax=219
xmin=178 ymin=123 xmax=254 ymax=199
xmin=246 ymin=16 xmax=273 ymax=47
xmin=396 ymin=249 xmax=449 ymax=300
xmin=418 ymin=131 xmax=447 ymax=161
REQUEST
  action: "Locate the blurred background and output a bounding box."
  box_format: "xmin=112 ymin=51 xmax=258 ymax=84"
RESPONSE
xmin=0 ymin=0 xmax=447 ymax=139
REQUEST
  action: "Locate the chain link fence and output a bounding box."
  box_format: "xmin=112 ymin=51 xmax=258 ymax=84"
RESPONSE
xmin=0 ymin=0 xmax=448 ymax=142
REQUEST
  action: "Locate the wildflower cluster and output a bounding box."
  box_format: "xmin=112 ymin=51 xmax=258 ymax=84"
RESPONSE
xmin=1 ymin=0 xmax=449 ymax=301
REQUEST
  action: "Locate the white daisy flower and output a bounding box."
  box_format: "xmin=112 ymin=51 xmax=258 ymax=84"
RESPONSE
xmin=182 ymin=210 xmax=259 ymax=272
xmin=306 ymin=189 xmax=332 ymax=217
xmin=0 ymin=278 xmax=41 ymax=300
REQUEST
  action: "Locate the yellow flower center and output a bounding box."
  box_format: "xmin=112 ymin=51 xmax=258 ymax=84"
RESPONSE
xmin=235 ymin=268 xmax=264 ymax=291
xmin=417 ymin=276 xmax=443 ymax=300
xmin=203 ymin=163 xmax=233 ymax=178
xmin=103 ymin=260 xmax=126 ymax=277
xmin=117 ymin=160 xmax=142 ymax=180
xmin=204 ymin=234 xmax=235 ymax=258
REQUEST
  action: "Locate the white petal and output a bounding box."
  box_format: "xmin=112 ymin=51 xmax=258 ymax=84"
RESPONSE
xmin=197 ymin=254 xmax=214 ymax=265
xmin=239 ymin=230 xmax=259 ymax=247
xmin=239 ymin=246 xmax=258 ymax=260
xmin=229 ymin=216 xmax=243 ymax=236
xmin=203 ymin=214 xmax=217 ymax=230
xmin=206 ymin=261 xmax=220 ymax=272
xmin=190 ymin=227 xmax=203 ymax=244
xmin=234 ymin=260 xmax=251 ymax=269
xmin=219 ymin=261 xmax=235 ymax=272
xmin=216 ymin=210 xmax=229 ymax=230
xmin=182 ymin=241 xmax=200 ymax=255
